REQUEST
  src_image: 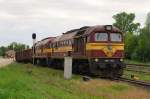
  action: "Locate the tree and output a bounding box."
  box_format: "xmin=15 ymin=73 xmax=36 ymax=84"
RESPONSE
xmin=113 ymin=12 xmax=140 ymax=33
xmin=7 ymin=42 xmax=29 ymax=52
xmin=0 ymin=46 xmax=7 ymax=56
xmin=132 ymin=12 xmax=150 ymax=62
xmin=133 ymin=28 xmax=150 ymax=62
xmin=145 ymin=12 xmax=150 ymax=31
xmin=113 ymin=12 xmax=140 ymax=59
xmin=124 ymin=32 xmax=138 ymax=59
xmin=0 ymin=42 xmax=29 ymax=57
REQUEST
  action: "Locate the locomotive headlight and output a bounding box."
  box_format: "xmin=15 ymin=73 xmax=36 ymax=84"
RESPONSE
xmin=105 ymin=25 xmax=112 ymax=31
xmin=104 ymin=60 xmax=109 ymax=62
xmin=110 ymin=60 xmax=114 ymax=62
xmin=94 ymin=58 xmax=99 ymax=62
xmin=120 ymin=59 xmax=123 ymax=61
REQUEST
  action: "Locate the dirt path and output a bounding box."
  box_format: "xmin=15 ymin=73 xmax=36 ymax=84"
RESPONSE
xmin=0 ymin=58 xmax=14 ymax=68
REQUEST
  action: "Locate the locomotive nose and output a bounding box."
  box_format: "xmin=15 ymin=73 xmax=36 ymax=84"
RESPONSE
xmin=103 ymin=45 xmax=115 ymax=57
xmin=107 ymin=45 xmax=112 ymax=51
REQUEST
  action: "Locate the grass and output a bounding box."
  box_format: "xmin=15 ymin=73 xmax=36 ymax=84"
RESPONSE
xmin=123 ymin=70 xmax=150 ymax=82
xmin=125 ymin=59 xmax=150 ymax=65
xmin=0 ymin=63 xmax=150 ymax=99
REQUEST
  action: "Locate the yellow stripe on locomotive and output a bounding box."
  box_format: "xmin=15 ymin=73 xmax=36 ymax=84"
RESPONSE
xmin=53 ymin=46 xmax=72 ymax=52
xmin=86 ymin=43 xmax=124 ymax=57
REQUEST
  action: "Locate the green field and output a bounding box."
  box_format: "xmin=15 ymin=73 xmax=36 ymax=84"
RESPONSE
xmin=0 ymin=63 xmax=150 ymax=99
xmin=125 ymin=60 xmax=150 ymax=65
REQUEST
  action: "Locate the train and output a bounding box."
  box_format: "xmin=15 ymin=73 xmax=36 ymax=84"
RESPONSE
xmin=16 ymin=25 xmax=125 ymax=77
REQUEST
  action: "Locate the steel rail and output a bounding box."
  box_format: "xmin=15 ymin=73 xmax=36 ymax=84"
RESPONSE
xmin=125 ymin=69 xmax=150 ymax=75
xmin=126 ymin=63 xmax=150 ymax=67
xmin=125 ymin=63 xmax=150 ymax=74
xmin=114 ymin=77 xmax=150 ymax=88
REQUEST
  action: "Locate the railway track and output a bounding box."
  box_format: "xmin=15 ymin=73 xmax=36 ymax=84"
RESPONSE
xmin=114 ymin=77 xmax=150 ymax=88
xmin=126 ymin=64 xmax=150 ymax=74
xmin=126 ymin=63 xmax=150 ymax=67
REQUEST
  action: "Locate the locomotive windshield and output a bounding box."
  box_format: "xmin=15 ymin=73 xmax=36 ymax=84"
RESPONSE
xmin=95 ymin=33 xmax=108 ymax=41
xmin=110 ymin=33 xmax=122 ymax=42
xmin=94 ymin=32 xmax=122 ymax=42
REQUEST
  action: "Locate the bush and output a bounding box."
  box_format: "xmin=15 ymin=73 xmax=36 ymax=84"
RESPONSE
xmin=125 ymin=32 xmax=138 ymax=59
xmin=133 ymin=28 xmax=150 ymax=62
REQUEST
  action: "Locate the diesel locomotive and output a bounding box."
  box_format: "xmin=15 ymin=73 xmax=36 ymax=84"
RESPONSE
xmin=16 ymin=25 xmax=125 ymax=77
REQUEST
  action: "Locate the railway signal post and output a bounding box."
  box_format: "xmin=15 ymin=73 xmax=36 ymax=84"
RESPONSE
xmin=32 ymin=33 xmax=36 ymax=65
xmin=64 ymin=53 xmax=72 ymax=79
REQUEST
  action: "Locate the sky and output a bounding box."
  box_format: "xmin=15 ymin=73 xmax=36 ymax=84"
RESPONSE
xmin=0 ymin=0 xmax=150 ymax=47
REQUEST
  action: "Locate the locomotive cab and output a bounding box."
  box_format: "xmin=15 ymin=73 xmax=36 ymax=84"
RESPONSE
xmin=86 ymin=25 xmax=125 ymax=77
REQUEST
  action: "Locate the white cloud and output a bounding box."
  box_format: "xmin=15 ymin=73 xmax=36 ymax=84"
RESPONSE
xmin=0 ymin=0 xmax=150 ymax=46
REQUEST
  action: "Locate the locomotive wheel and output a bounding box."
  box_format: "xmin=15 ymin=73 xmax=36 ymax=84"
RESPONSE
xmin=72 ymin=64 xmax=79 ymax=74
xmin=116 ymin=68 xmax=123 ymax=77
xmin=36 ymin=59 xmax=40 ymax=65
xmin=51 ymin=59 xmax=63 ymax=69
xmin=78 ymin=64 xmax=88 ymax=75
xmin=109 ymin=68 xmax=123 ymax=78
xmin=88 ymin=62 xmax=101 ymax=76
xmin=46 ymin=58 xmax=53 ymax=67
xmin=72 ymin=59 xmax=90 ymax=75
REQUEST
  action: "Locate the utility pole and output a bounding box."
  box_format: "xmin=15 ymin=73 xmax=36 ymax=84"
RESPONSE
xmin=32 ymin=33 xmax=36 ymax=65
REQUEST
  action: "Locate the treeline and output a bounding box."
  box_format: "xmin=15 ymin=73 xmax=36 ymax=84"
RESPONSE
xmin=0 ymin=42 xmax=29 ymax=56
xmin=113 ymin=12 xmax=150 ymax=62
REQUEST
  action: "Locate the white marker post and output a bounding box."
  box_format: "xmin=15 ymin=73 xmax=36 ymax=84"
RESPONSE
xmin=64 ymin=53 xmax=72 ymax=79
xmin=32 ymin=33 xmax=36 ymax=65
xmin=12 ymin=43 xmax=15 ymax=61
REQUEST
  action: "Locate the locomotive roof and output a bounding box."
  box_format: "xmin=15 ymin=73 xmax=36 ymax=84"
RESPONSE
xmin=53 ymin=36 xmax=61 ymax=42
xmin=34 ymin=25 xmax=122 ymax=45
xmin=57 ymin=26 xmax=90 ymax=41
xmin=34 ymin=41 xmax=41 ymax=47
xmin=41 ymin=37 xmax=55 ymax=45
xmin=41 ymin=37 xmax=55 ymax=41
xmin=35 ymin=37 xmax=55 ymax=47
xmin=64 ymin=26 xmax=89 ymax=34
xmin=59 ymin=31 xmax=77 ymax=41
xmin=84 ymin=25 xmax=122 ymax=36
